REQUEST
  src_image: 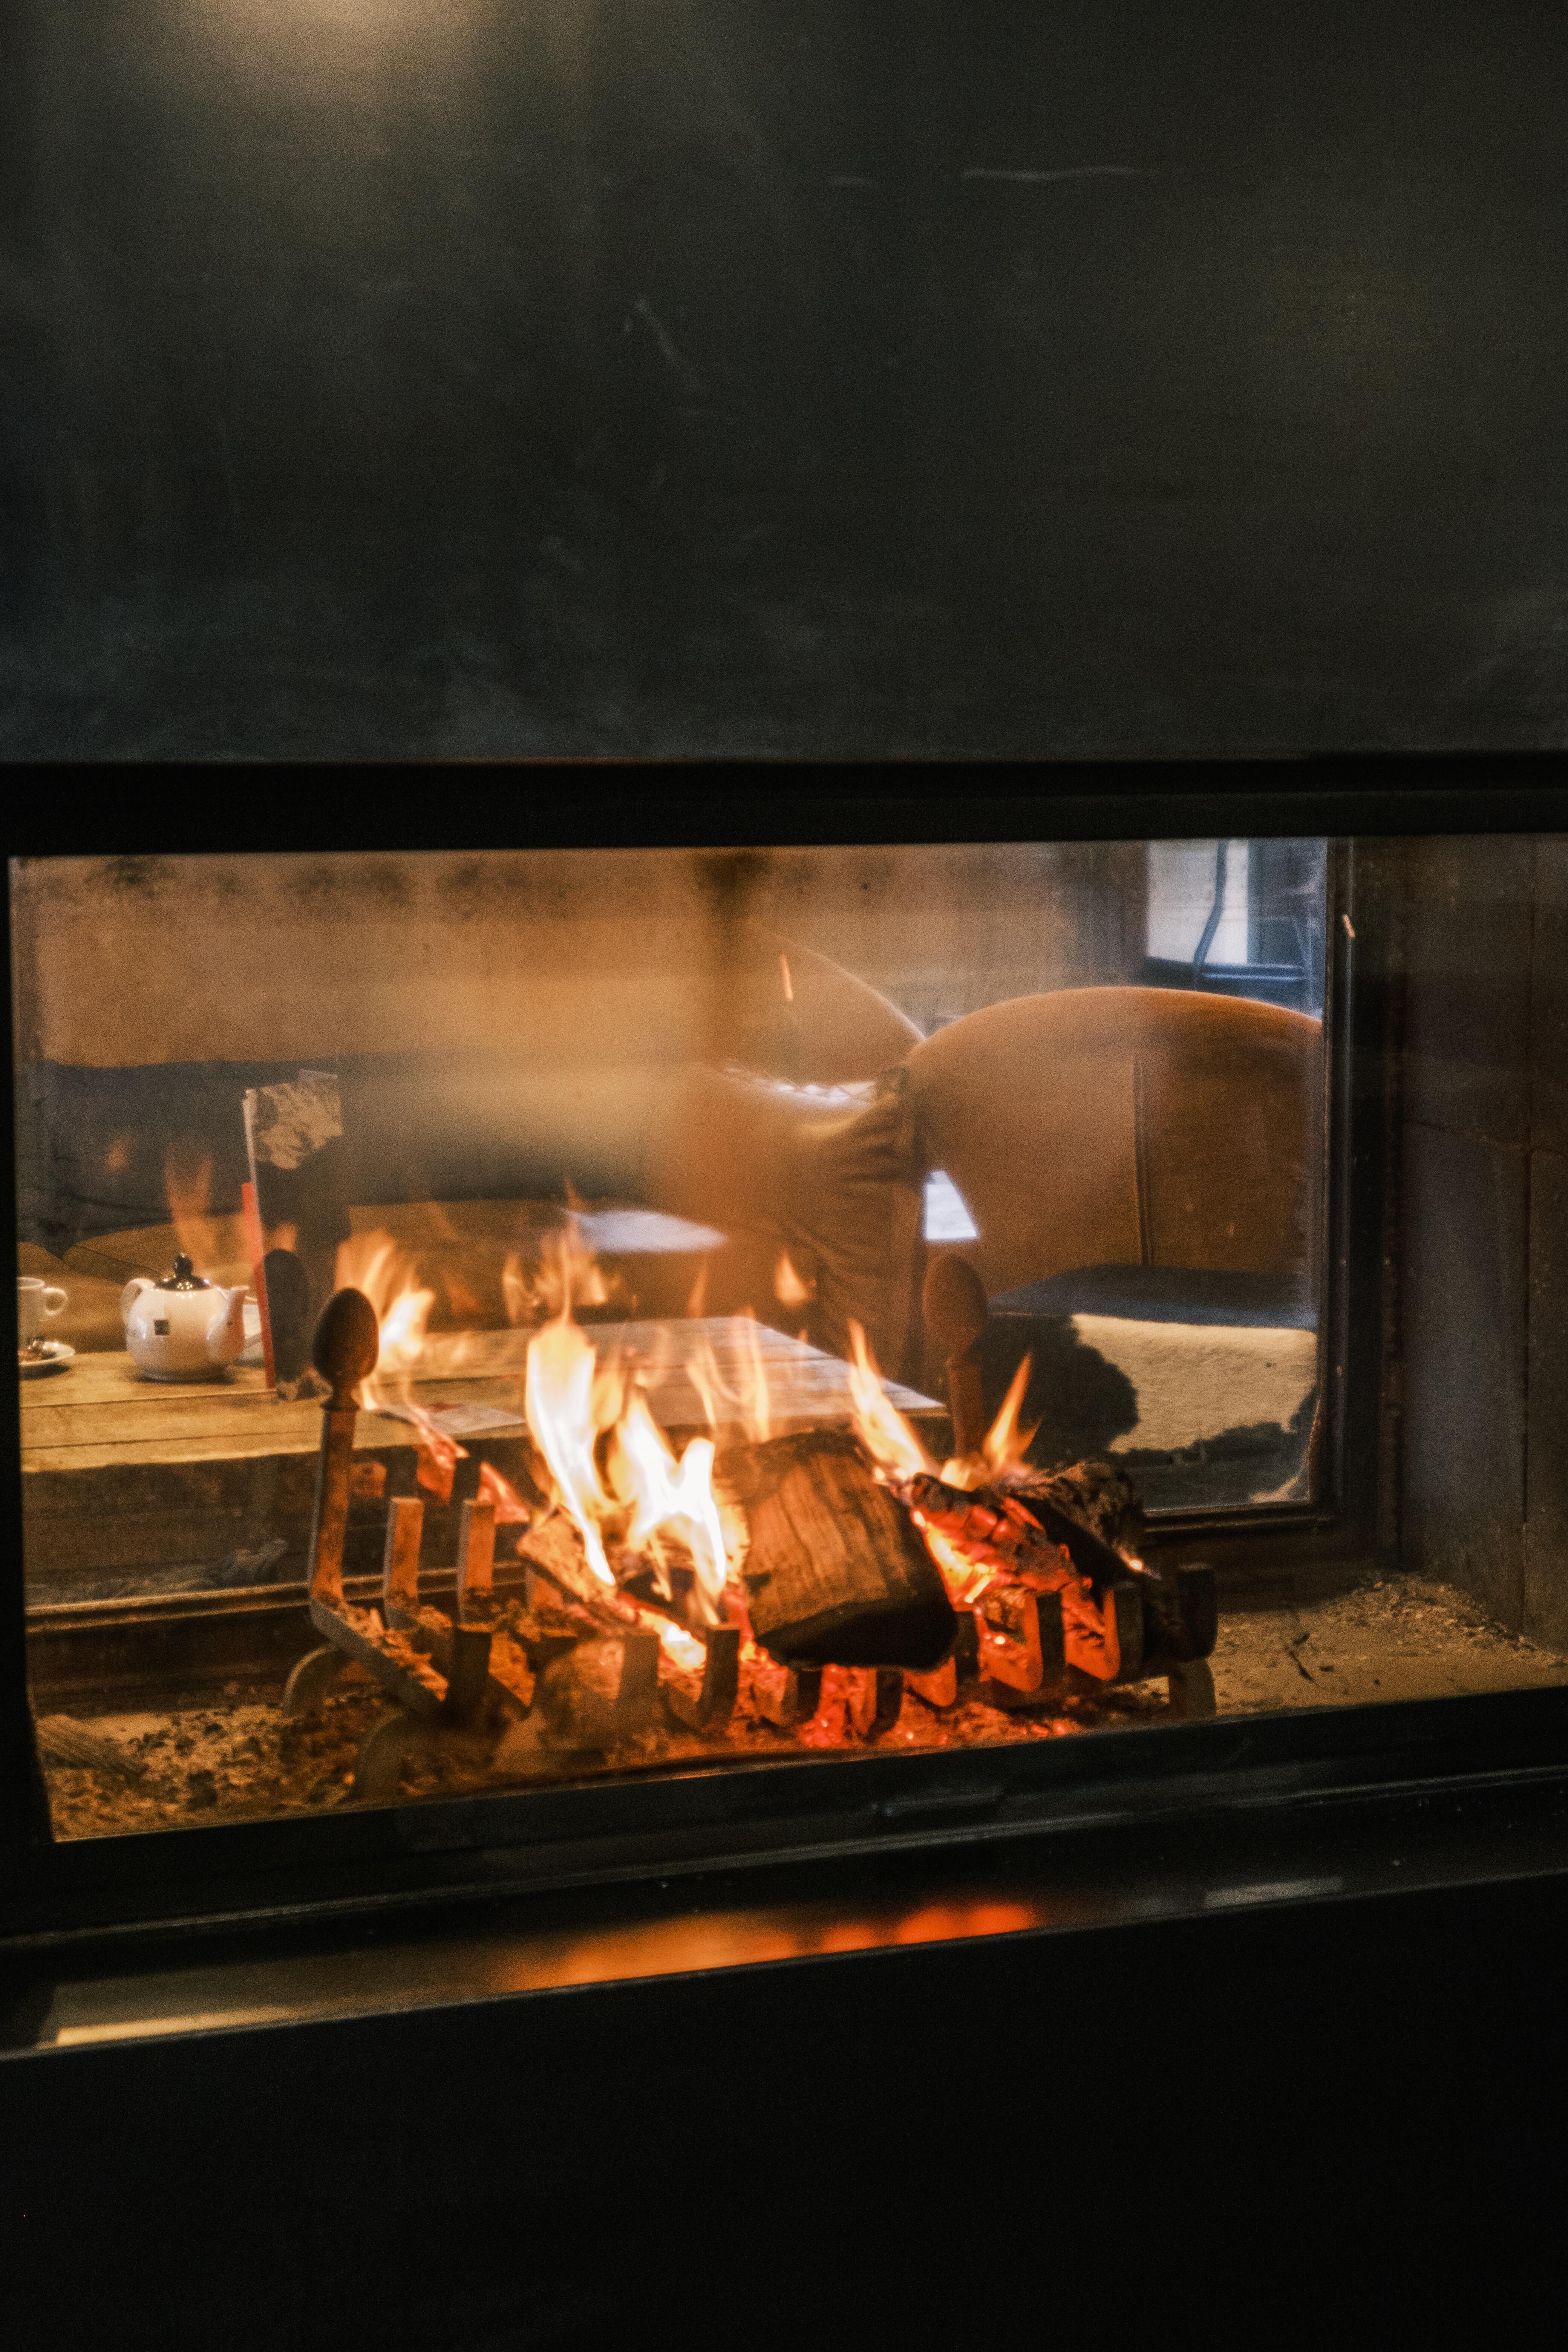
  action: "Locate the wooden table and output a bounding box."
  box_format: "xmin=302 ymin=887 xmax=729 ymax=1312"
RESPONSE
xmin=21 ymin=1323 xmax=939 ymax=1603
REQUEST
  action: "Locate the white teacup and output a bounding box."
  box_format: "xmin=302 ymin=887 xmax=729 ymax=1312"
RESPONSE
xmin=19 ymin=1276 xmax=68 ymax=1343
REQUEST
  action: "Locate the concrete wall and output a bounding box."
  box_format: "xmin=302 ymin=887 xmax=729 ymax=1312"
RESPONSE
xmin=8 ymin=844 xmax=1136 ymax=1071
xmin=1401 ymin=836 xmax=1568 ymax=1640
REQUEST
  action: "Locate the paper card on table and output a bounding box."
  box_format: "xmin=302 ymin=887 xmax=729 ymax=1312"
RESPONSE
xmin=373 ymin=1401 xmax=526 ymax=1438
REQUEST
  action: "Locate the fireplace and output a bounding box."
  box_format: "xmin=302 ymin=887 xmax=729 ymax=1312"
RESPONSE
xmin=9 ymin=804 xmax=1568 ymax=1932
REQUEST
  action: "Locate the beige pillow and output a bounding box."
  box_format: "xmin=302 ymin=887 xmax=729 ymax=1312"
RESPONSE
xmin=642 ymin=1064 xmax=922 ymax=1375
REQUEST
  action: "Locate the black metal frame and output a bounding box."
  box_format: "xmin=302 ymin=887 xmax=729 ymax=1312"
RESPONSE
xmin=4 ymin=760 xmax=1566 ymax=1956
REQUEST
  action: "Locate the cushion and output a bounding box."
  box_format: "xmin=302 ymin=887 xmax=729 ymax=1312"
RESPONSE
xmin=642 ymin=1064 xmax=923 ymax=1374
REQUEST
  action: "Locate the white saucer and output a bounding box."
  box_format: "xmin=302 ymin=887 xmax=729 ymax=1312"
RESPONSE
xmin=19 ymin=1340 xmax=75 ymax=1379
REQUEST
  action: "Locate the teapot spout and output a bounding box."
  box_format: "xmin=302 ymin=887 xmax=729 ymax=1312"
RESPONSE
xmin=206 ymin=1285 xmax=251 ymax=1366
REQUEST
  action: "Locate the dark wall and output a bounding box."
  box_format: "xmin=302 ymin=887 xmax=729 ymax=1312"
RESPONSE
xmin=5 ymin=1 xmax=1568 ymax=755
xmin=1400 ymin=836 xmax=1568 ymax=1642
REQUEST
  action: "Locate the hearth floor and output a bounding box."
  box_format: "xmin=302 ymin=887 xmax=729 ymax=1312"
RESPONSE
xmin=1210 ymin=1574 xmax=1568 ymax=1714
xmin=30 ymin=1571 xmax=1568 ymax=1841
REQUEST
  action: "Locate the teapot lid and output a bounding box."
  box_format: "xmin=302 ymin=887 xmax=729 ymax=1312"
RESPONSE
xmin=156 ymin=1253 xmax=212 ymax=1292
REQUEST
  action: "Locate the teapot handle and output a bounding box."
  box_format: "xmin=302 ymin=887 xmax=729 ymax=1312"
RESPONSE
xmin=119 ymin=1276 xmax=154 ymax=1324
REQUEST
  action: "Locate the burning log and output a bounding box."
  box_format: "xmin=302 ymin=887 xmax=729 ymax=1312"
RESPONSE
xmin=897 ymin=1469 xmax=1215 ymax=1681
xmin=724 ymin=1429 xmax=957 ymax=1671
xmin=1014 ymin=1459 xmax=1145 ymax=1558
xmin=897 ymin=1473 xmax=1139 ymax=1680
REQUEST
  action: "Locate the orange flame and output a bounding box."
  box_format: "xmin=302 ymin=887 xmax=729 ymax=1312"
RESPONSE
xmin=333 ymin=1218 xmax=754 ymax=1655
xmin=775 ymin=1250 xmax=812 ymax=1306
xmin=524 ymin=1314 xmax=622 ymax=1589
xmin=981 ymin=1354 xmax=1037 ymax=1480
xmin=164 ymin=1145 xmax=216 ymax=1271
xmin=503 ymin=1221 xmax=610 ymax=1327
xmin=606 ymin=1395 xmax=730 ymax=1624
xmin=334 ymin=1234 xmax=436 ymax=1408
xmin=845 ymin=1319 xmax=932 ymax=1483
xmin=478 ymin=1461 xmax=532 ymax=1525
xmin=331 ymin=1231 xmax=460 ymax=1492
xmin=845 ymin=1318 xmax=1034 ymax=1608
xmin=684 ymin=1309 xmax=775 ymax=1445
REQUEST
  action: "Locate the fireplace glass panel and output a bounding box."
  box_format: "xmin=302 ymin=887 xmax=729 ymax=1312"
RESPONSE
xmin=14 ymin=836 xmax=1564 ymax=1842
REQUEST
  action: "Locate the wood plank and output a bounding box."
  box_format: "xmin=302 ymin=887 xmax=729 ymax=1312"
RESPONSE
xmin=21 ymin=1328 xmax=937 ymax=1471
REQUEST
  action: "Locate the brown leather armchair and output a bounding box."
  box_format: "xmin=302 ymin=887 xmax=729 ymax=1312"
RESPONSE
xmin=908 ymin=986 xmax=1321 ymax=1290
xmin=903 ymin=988 xmax=1323 ymax=1426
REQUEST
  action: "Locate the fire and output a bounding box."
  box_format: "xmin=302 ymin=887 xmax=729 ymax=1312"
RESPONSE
xmin=523 ymin=1314 xmax=622 ymax=1588
xmin=478 ymin=1461 xmax=532 ymax=1525
xmin=332 ymin=1231 xmax=460 ymax=1493
xmin=332 ymin=1220 xmax=747 ymax=1648
xmin=981 ymin=1355 xmax=1037 ymax=1480
xmin=522 ymin=1292 xmax=737 ymax=1629
xmin=502 ymin=1220 xmax=611 ymax=1326
xmin=775 ymin=1250 xmax=812 ymax=1306
xmin=844 ymin=1317 xmax=1037 ymax=1608
xmin=684 ymin=1307 xmax=774 ymax=1445
xmin=334 ymin=1233 xmax=435 ymax=1407
xmin=164 ymin=1144 xmax=217 ymax=1270
xmin=846 ymin=1320 xmax=931 ymax=1484
xmin=605 ymin=1394 xmax=730 ymax=1623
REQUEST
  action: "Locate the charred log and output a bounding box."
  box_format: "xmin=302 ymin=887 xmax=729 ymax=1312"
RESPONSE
xmin=722 ymin=1429 xmax=957 ymax=1671
xmin=1010 ymin=1459 xmax=1146 ymax=1560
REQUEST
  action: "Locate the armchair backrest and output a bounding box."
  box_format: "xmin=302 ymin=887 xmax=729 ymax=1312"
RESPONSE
xmin=905 ymin=986 xmax=1323 ymax=1298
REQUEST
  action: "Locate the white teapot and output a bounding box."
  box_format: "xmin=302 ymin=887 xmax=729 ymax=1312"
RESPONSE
xmin=121 ymin=1254 xmax=250 ymax=1381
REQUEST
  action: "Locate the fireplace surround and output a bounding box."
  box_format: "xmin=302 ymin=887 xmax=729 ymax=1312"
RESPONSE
xmin=4 ymin=778 xmax=1568 ymax=1968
